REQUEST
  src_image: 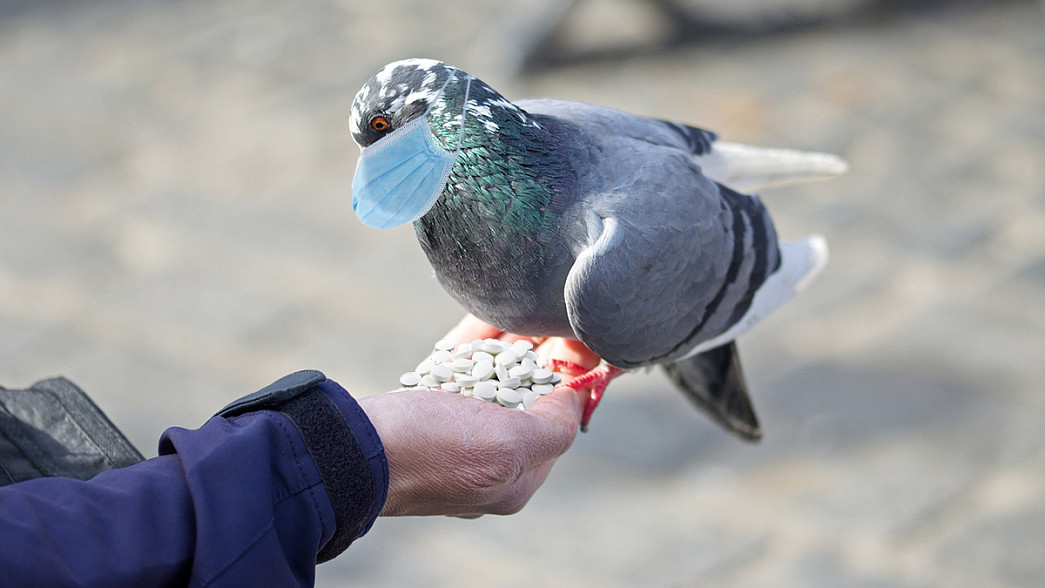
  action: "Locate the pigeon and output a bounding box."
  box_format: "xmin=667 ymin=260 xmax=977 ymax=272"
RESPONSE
xmin=349 ymin=58 xmax=844 ymax=439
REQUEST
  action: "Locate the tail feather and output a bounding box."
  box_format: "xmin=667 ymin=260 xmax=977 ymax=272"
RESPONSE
xmin=661 ymin=342 xmax=761 ymax=441
xmin=696 ymin=142 xmax=848 ymax=193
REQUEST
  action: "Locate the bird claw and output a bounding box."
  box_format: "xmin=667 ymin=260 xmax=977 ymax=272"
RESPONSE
xmin=553 ymin=362 xmax=626 ymax=432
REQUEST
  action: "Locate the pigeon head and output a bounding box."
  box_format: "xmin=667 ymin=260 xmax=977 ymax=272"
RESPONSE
xmin=350 ymin=58 xmax=543 ymax=149
xmin=349 ymin=59 xmax=555 ymax=230
xmin=348 ymin=58 xmax=461 ymax=148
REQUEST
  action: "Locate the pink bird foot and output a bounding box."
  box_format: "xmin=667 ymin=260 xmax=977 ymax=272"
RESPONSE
xmin=549 ymin=360 xmax=626 ymax=432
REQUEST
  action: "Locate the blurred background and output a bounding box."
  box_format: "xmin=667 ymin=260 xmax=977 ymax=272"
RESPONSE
xmin=1 ymin=0 xmax=1043 ymax=585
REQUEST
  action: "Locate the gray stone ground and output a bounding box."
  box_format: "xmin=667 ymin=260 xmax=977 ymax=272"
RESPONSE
xmin=1 ymin=0 xmax=1043 ymax=585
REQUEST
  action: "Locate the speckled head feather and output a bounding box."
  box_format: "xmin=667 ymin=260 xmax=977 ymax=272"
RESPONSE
xmin=350 ymin=58 xmax=544 ymax=150
xmin=349 ymin=58 xmax=455 ymax=147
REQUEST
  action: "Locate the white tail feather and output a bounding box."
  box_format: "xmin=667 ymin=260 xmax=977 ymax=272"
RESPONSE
xmin=696 ymin=142 xmax=848 ymax=192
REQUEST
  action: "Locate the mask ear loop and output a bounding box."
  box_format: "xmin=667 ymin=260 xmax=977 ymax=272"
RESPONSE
xmin=425 ymin=70 xmax=457 ymax=119
xmin=452 ymin=78 xmax=471 ymax=154
xmin=410 ymin=73 xmax=471 ymax=224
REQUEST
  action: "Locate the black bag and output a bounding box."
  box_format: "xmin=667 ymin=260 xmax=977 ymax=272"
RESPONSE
xmin=0 ymin=377 xmax=144 ymax=486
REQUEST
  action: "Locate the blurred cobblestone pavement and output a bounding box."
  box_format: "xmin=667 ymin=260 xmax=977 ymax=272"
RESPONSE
xmin=2 ymin=0 xmax=1043 ymax=586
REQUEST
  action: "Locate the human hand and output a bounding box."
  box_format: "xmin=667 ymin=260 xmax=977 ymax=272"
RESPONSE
xmin=357 ymin=315 xmax=599 ymax=517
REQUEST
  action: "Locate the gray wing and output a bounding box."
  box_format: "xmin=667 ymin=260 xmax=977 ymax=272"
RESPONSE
xmin=519 ymin=98 xmax=718 ymax=156
xmin=560 ymin=134 xmax=780 ymax=369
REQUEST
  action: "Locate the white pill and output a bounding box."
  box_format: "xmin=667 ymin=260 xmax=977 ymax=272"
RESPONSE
xmin=399 ymin=372 xmax=422 ymax=387
xmin=470 ymin=339 xmax=485 ymax=351
xmin=531 ymin=368 xmax=554 ymax=384
xmin=531 ymin=383 xmax=555 ymax=395
xmin=512 ymin=340 xmax=534 ymax=355
xmin=508 ymin=364 xmax=533 ymax=380
xmin=430 ymin=364 xmax=453 ymax=382
xmin=435 ymin=339 xmax=456 ymax=352
xmin=524 ymin=350 xmax=539 ymax=362
xmin=452 ymin=347 xmax=473 ymax=360
xmin=455 ymin=374 xmax=479 ymax=388
xmin=495 ymin=363 xmax=510 ymax=381
xmin=452 ymin=358 xmax=475 ymax=372
xmin=460 ymin=387 xmax=474 ymax=397
xmin=441 ymin=381 xmax=461 ymax=393
xmin=496 ymin=387 xmax=522 ymax=408
xmin=481 ymin=339 xmax=505 ymax=354
xmin=521 ymin=358 xmax=538 ymax=371
xmin=420 ymin=374 xmax=441 ymax=388
xmin=472 ymin=361 xmax=494 ymax=380
xmin=494 ymin=349 xmax=518 ymax=366
xmin=522 ymin=390 xmax=540 ymax=409
xmin=432 ymin=349 xmax=452 ymax=363
xmin=473 ymin=381 xmax=497 ymax=401
xmin=498 ymin=377 xmax=522 ymax=389
xmin=550 ymin=372 xmax=562 ymax=384
xmin=472 ymin=351 xmax=494 ymax=364
xmin=415 ymin=359 xmax=435 ymax=375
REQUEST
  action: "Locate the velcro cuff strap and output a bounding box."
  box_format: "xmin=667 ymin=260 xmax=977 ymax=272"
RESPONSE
xmin=217 ymin=370 xmax=386 ymax=562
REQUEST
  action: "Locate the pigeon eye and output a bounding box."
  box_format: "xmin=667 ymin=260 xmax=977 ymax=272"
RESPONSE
xmin=370 ymin=116 xmax=390 ymax=132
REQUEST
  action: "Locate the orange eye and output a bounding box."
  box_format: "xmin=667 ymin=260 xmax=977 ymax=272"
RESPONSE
xmin=370 ymin=116 xmax=390 ymax=131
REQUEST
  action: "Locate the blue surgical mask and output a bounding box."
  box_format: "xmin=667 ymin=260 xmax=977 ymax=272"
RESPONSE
xmin=352 ymin=75 xmax=470 ymax=229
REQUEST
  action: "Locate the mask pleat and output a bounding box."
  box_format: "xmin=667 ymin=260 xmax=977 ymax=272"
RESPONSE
xmin=351 ymin=72 xmax=468 ymax=229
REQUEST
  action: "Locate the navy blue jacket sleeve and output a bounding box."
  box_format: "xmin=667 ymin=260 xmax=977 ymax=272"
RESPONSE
xmin=0 ymin=370 xmax=387 ymax=588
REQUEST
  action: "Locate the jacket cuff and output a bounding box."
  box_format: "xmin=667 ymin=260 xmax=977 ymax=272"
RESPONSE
xmin=217 ymin=370 xmax=388 ymax=562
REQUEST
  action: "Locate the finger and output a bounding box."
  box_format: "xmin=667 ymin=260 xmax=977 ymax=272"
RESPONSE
xmin=527 ymin=383 xmax=586 ymax=425
xmin=522 ymin=386 xmax=587 ymax=455
xmin=441 ymin=314 xmax=503 ymax=345
xmin=536 ymin=337 xmax=601 ymax=373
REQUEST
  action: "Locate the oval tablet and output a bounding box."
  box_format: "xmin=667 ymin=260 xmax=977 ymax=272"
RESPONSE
xmin=531 ymin=368 xmax=554 ymax=384
xmin=481 ymin=339 xmax=505 ymax=354
xmin=494 ymin=350 xmax=518 ymax=366
xmin=495 ymin=363 xmax=510 ymax=381
xmin=472 ymin=351 xmax=494 ymax=364
xmin=441 ymin=381 xmax=461 ymax=393
xmin=531 ymin=383 xmax=555 ymax=395
xmin=454 ymin=374 xmax=479 ymax=388
xmin=420 ymin=374 xmax=441 ymax=388
xmin=415 ymin=359 xmax=435 ymax=375
xmin=473 ymin=381 xmax=497 ymax=401
xmin=430 ymin=364 xmax=453 ymax=382
xmin=399 ymin=372 xmax=421 ymax=387
xmin=472 ymin=361 xmax=494 ymax=380
xmin=435 ymin=339 xmax=455 ymax=352
xmin=508 ymin=365 xmax=533 ymax=380
xmin=512 ymin=340 xmax=534 ymax=355
xmin=496 ymin=387 xmax=522 ymax=408
xmin=498 ymin=377 xmax=522 ymax=389
xmin=432 ymin=349 xmax=452 ymax=363
xmin=452 ymin=358 xmax=474 ymax=372
xmin=522 ymin=390 xmax=540 ymax=409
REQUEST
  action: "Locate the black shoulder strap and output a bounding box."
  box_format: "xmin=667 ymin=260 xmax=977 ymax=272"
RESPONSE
xmin=0 ymin=377 xmax=144 ymax=486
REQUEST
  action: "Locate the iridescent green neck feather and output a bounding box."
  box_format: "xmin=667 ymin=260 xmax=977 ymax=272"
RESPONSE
xmin=415 ymin=76 xmax=573 ymax=335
